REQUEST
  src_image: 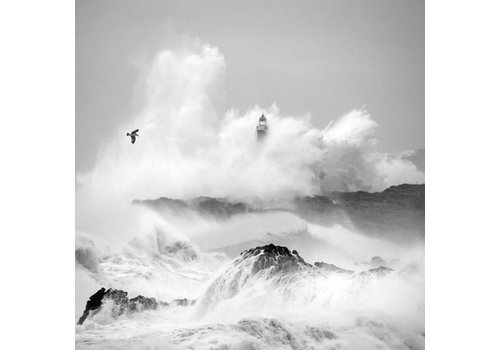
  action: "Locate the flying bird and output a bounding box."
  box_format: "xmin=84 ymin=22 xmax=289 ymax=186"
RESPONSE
xmin=126 ymin=129 xmax=139 ymax=144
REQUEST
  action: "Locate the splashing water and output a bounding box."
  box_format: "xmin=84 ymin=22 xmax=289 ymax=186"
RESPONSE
xmin=76 ymin=42 xmax=424 ymax=349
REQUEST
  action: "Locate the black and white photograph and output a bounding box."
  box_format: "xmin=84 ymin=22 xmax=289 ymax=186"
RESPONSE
xmin=74 ymin=1 xmax=424 ymax=349
xmin=7 ymin=1 xmax=500 ymax=349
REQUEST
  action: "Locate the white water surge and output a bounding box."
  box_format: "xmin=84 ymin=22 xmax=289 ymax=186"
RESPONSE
xmin=76 ymin=42 xmax=424 ymax=349
xmin=76 ymin=206 xmax=424 ymax=350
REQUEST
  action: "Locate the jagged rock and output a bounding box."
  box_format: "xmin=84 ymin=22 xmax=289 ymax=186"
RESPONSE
xmin=105 ymin=289 xmax=129 ymax=315
xmin=327 ymin=184 xmax=424 ymax=241
xmin=77 ymin=288 xmax=129 ymax=324
xmin=129 ymin=295 xmax=159 ymax=312
xmin=240 ymin=244 xmax=313 ymax=275
xmin=134 ymin=184 xmax=424 ymax=242
xmin=314 ymin=262 xmax=353 ymax=274
xmin=192 ymin=197 xmax=250 ymax=218
xmin=197 ymin=245 xmax=315 ymax=313
xmin=77 ymin=288 xmax=193 ymax=325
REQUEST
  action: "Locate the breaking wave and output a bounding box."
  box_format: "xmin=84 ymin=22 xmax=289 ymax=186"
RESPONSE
xmin=76 ymin=41 xmax=424 ymax=350
xmin=76 ymin=201 xmax=424 ymax=349
xmin=76 ymin=43 xmax=423 ymax=208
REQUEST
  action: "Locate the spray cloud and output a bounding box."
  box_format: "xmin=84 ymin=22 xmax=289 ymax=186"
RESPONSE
xmin=77 ymin=43 xmax=423 ymax=207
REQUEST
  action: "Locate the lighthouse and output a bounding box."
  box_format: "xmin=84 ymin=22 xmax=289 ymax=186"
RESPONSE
xmin=256 ymin=114 xmax=268 ymax=140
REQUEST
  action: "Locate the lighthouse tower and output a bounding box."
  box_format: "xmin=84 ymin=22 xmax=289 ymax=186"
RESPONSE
xmin=256 ymin=114 xmax=268 ymax=140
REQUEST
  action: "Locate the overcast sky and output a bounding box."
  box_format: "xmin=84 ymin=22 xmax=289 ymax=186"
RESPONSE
xmin=76 ymin=0 xmax=424 ymax=173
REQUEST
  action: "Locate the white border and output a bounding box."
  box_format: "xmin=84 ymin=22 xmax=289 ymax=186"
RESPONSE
xmin=2 ymin=0 xmax=500 ymax=348
xmin=0 ymin=0 xmax=75 ymax=347
xmin=426 ymin=0 xmax=500 ymax=349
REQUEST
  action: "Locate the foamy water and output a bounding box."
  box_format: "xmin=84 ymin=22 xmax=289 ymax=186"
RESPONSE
xmin=76 ymin=209 xmax=424 ymax=350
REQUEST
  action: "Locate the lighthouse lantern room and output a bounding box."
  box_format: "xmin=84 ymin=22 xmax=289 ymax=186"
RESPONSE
xmin=256 ymin=114 xmax=268 ymax=140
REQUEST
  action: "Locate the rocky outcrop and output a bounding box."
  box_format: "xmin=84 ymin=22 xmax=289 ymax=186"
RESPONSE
xmin=198 ymin=243 xmax=407 ymax=315
xmin=134 ymin=184 xmax=424 ymax=242
xmin=77 ymin=287 xmax=107 ymax=325
xmin=197 ymin=245 xmax=315 ymax=313
xmin=79 ymin=244 xmax=408 ymax=325
xmin=77 ymin=288 xmax=195 ymax=325
xmin=240 ymin=244 xmax=313 ymax=275
xmin=192 ymin=197 xmax=251 ymax=218
xmin=133 ymin=196 xmax=252 ymax=219
xmin=129 ymin=295 xmax=159 ymax=312
xmin=322 ymin=184 xmax=424 ymax=240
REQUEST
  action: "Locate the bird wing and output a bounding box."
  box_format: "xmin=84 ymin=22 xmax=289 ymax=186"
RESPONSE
xmin=132 ymin=129 xmax=139 ymax=134
xmin=131 ymin=135 xmax=136 ymax=144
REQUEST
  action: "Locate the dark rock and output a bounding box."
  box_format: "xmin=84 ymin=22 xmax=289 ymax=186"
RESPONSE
xmin=77 ymin=288 xmax=129 ymax=324
xmin=104 ymin=289 xmax=129 ymax=315
xmin=133 ymin=196 xmax=252 ymax=220
xmin=134 ymin=184 xmax=424 ymax=243
xmin=192 ymin=197 xmax=250 ymax=219
xmin=198 ymin=245 xmax=315 ymax=313
xmin=77 ymin=287 xmax=106 ymax=325
xmin=326 ymin=184 xmax=424 ymax=242
xmin=129 ymin=295 xmax=159 ymax=312
xmin=292 ymin=195 xmax=338 ymax=225
xmin=240 ymin=244 xmax=313 ymax=275
xmin=77 ymin=288 xmax=193 ymax=325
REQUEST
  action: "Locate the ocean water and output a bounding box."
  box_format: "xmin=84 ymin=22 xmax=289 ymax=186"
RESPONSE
xmin=76 ymin=209 xmax=424 ymax=350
